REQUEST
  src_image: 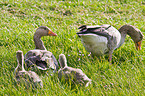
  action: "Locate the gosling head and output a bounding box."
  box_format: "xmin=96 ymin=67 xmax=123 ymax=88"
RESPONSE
xmin=59 ymin=54 xmax=67 ymax=68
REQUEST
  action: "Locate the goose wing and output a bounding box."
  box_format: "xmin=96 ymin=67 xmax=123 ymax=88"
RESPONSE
xmin=25 ymin=49 xmax=58 ymax=71
xmin=77 ymin=25 xmax=112 ymax=38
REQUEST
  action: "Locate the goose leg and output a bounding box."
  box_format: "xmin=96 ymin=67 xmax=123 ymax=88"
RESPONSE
xmin=107 ymin=36 xmax=116 ymax=63
xmin=108 ymin=53 xmax=112 ymax=62
xmin=108 ymin=50 xmax=113 ymax=63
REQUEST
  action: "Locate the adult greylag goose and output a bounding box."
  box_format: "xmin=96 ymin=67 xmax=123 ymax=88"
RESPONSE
xmin=14 ymin=50 xmax=43 ymax=88
xmin=77 ymin=24 xmax=143 ymax=62
xmin=25 ymin=26 xmax=59 ymax=72
xmin=58 ymin=54 xmax=91 ymax=87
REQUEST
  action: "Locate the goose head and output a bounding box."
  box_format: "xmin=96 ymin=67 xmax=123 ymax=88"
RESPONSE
xmin=34 ymin=26 xmax=57 ymax=50
xmin=119 ymin=25 xmax=143 ymax=50
xmin=34 ymin=26 xmax=57 ymax=37
xmin=129 ymin=28 xmax=143 ymax=50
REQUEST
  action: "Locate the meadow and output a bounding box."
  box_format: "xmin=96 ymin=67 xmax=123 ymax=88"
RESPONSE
xmin=0 ymin=0 xmax=145 ymax=95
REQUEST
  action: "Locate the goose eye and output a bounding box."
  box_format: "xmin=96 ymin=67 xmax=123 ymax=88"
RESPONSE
xmin=140 ymin=35 xmax=143 ymax=39
xmin=44 ymin=28 xmax=47 ymax=30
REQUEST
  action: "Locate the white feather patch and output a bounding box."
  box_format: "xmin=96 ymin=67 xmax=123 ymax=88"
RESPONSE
xmin=81 ymin=34 xmax=108 ymax=56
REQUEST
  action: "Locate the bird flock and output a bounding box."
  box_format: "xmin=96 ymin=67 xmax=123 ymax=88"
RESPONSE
xmin=14 ymin=25 xmax=143 ymax=89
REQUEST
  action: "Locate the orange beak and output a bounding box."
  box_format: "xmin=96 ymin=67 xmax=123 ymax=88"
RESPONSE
xmin=48 ymin=30 xmax=57 ymax=36
xmin=135 ymin=41 xmax=142 ymax=50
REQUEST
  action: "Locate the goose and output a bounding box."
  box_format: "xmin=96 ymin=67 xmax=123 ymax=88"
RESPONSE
xmin=14 ymin=50 xmax=43 ymax=88
xmin=25 ymin=26 xmax=59 ymax=72
xmin=77 ymin=24 xmax=143 ymax=62
xmin=58 ymin=54 xmax=91 ymax=87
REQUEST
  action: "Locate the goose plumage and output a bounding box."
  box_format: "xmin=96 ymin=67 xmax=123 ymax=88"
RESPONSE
xmin=77 ymin=24 xmax=143 ymax=62
xmin=58 ymin=54 xmax=91 ymax=87
xmin=25 ymin=26 xmax=59 ymax=72
xmin=14 ymin=50 xmax=43 ymax=88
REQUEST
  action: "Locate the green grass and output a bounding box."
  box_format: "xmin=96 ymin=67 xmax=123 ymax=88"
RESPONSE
xmin=0 ymin=0 xmax=145 ymax=95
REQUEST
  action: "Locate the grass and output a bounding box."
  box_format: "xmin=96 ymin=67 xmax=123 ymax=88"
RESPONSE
xmin=0 ymin=0 xmax=145 ymax=95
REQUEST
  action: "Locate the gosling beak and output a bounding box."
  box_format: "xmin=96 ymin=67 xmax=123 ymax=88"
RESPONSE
xmin=135 ymin=41 xmax=142 ymax=50
xmin=48 ymin=30 xmax=57 ymax=36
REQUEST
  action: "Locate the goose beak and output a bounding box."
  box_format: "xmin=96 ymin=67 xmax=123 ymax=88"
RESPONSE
xmin=135 ymin=41 xmax=142 ymax=50
xmin=48 ymin=30 xmax=57 ymax=36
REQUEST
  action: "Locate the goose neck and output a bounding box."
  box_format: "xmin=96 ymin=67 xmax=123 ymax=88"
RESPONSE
xmin=118 ymin=25 xmax=134 ymax=47
xmin=34 ymin=34 xmax=46 ymax=50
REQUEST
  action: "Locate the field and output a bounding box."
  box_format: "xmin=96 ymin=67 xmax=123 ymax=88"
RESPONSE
xmin=0 ymin=0 xmax=145 ymax=95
